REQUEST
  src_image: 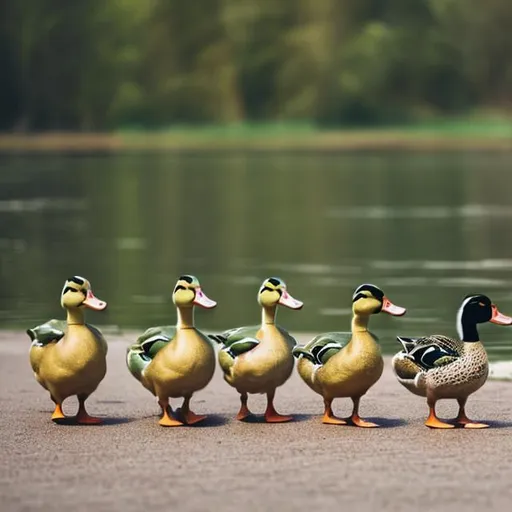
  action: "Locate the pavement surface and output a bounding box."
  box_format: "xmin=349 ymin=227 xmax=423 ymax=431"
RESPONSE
xmin=2 ymin=330 xmax=512 ymax=512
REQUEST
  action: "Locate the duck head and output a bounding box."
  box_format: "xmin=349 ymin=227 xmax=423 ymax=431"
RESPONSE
xmin=257 ymin=277 xmax=303 ymax=310
xmin=456 ymin=294 xmax=512 ymax=341
xmin=172 ymin=275 xmax=217 ymax=310
xmin=352 ymin=284 xmax=406 ymax=317
xmin=60 ymin=276 xmax=107 ymax=311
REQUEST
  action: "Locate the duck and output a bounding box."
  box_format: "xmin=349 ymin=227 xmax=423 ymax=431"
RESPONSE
xmin=292 ymin=284 xmax=406 ymax=427
xmin=208 ymin=277 xmax=303 ymax=422
xmin=392 ymin=294 xmax=512 ymax=429
xmin=27 ymin=276 xmax=108 ymax=424
xmin=126 ymin=275 xmax=217 ymax=427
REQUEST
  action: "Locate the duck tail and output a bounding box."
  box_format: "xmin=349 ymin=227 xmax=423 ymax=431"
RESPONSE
xmin=391 ymin=352 xmax=427 ymax=397
xmin=126 ymin=346 xmax=150 ymax=383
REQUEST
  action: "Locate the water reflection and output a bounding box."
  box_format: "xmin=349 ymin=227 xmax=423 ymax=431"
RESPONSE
xmin=1 ymin=152 xmax=512 ymax=360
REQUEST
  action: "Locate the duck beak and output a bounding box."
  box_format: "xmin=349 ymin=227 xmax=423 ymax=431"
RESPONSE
xmin=193 ymin=288 xmax=217 ymax=309
xmin=83 ymin=290 xmax=107 ymax=311
xmin=278 ymin=290 xmax=303 ymax=310
xmin=381 ymin=297 xmax=406 ymax=316
xmin=490 ymin=305 xmax=512 ymax=325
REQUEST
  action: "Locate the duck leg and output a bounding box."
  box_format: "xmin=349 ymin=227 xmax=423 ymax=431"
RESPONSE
xmin=50 ymin=394 xmax=66 ymax=422
xmin=236 ymin=392 xmax=253 ymax=421
xmin=322 ymin=398 xmax=346 ymax=425
xmin=51 ymin=403 xmax=66 ymax=422
xmin=349 ymin=397 xmax=379 ymax=428
xmin=181 ymin=395 xmax=207 ymax=425
xmin=76 ymin=395 xmax=102 ymax=425
xmin=424 ymin=397 xmax=453 ymax=429
xmin=158 ymin=398 xmax=183 ymax=427
xmin=455 ymin=398 xmax=489 ymax=429
xmin=264 ymin=389 xmax=292 ymax=423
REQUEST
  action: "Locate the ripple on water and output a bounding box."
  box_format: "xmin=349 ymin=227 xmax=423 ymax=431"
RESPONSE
xmin=371 ymin=259 xmax=512 ymax=271
xmin=326 ymin=204 xmax=512 ymax=220
xmin=437 ymin=277 xmax=508 ymax=288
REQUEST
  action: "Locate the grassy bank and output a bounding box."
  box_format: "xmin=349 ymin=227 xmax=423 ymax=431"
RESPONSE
xmin=0 ymin=120 xmax=511 ymax=152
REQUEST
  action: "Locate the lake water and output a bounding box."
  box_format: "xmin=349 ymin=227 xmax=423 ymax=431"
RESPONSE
xmin=1 ymin=151 xmax=512 ymax=360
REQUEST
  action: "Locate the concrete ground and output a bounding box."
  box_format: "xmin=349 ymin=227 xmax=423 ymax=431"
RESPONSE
xmin=2 ymin=330 xmax=512 ymax=512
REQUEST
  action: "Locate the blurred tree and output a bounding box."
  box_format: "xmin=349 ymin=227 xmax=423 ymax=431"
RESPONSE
xmin=0 ymin=0 xmax=510 ymax=130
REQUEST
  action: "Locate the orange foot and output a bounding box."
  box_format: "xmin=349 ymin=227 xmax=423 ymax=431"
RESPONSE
xmin=236 ymin=405 xmax=253 ymax=421
xmin=159 ymin=413 xmax=184 ymax=427
xmin=322 ymin=413 xmax=346 ymax=425
xmin=350 ymin=415 xmax=379 ymax=428
xmin=425 ymin=416 xmax=454 ymax=429
xmin=76 ymin=413 xmax=103 ymax=425
xmin=457 ymin=417 xmax=489 ymax=429
xmin=264 ymin=411 xmax=293 ymax=423
xmin=51 ymin=404 xmax=66 ymax=422
xmin=183 ymin=410 xmax=207 ymax=425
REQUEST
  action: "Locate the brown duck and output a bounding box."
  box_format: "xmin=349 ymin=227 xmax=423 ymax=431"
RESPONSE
xmin=392 ymin=294 xmax=512 ymax=429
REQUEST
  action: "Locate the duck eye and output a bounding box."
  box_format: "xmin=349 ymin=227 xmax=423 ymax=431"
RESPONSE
xmin=174 ymin=285 xmax=187 ymax=292
xmin=478 ymin=302 xmax=485 ymax=307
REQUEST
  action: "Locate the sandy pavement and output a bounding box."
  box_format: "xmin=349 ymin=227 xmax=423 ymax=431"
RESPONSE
xmin=1 ymin=330 xmax=512 ymax=512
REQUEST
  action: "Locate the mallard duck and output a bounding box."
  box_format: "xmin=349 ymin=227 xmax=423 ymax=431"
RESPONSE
xmin=392 ymin=294 xmax=512 ymax=429
xmin=208 ymin=277 xmax=303 ymax=422
xmin=27 ymin=276 xmax=108 ymax=424
xmin=126 ymin=275 xmax=217 ymax=427
xmin=292 ymin=284 xmax=406 ymax=427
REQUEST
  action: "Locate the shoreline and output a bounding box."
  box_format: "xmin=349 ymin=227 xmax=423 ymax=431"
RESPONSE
xmin=0 ymin=129 xmax=511 ymax=152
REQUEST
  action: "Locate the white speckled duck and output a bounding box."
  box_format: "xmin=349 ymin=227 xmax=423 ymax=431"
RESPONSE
xmin=208 ymin=277 xmax=303 ymax=422
xmin=126 ymin=275 xmax=217 ymax=427
xmin=27 ymin=276 xmax=108 ymax=424
xmin=392 ymin=294 xmax=512 ymax=429
xmin=292 ymin=284 xmax=406 ymax=427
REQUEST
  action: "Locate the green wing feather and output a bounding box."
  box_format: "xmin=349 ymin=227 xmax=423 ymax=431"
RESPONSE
xmin=293 ymin=331 xmax=379 ymax=365
xmin=27 ymin=319 xmax=66 ymax=346
xmin=208 ymin=325 xmax=261 ymax=357
xmin=26 ymin=319 xmax=107 ymax=348
xmin=126 ymin=325 xmax=177 ymax=381
xmin=137 ymin=325 xmax=177 ymax=358
xmin=208 ymin=325 xmax=259 ymax=347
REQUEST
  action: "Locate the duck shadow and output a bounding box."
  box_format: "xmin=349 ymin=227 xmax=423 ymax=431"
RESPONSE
xmin=239 ymin=413 xmax=314 ymax=424
xmin=363 ymin=417 xmax=407 ymax=428
xmin=155 ymin=408 xmax=230 ymax=427
xmin=52 ymin=416 xmax=134 ymax=426
xmin=477 ymin=420 xmax=512 ymax=429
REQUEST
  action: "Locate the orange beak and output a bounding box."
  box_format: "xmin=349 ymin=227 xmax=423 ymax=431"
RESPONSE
xmin=381 ymin=297 xmax=406 ymax=316
xmin=490 ymin=305 xmax=512 ymax=325
xmin=82 ymin=290 xmax=107 ymax=311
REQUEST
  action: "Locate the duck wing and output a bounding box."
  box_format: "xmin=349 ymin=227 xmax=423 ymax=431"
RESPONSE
xmin=293 ymin=332 xmax=349 ymax=365
xmin=137 ymin=326 xmax=177 ymax=358
xmin=26 ymin=319 xmax=66 ymax=347
xmin=208 ymin=325 xmax=260 ymax=357
xmin=397 ymin=335 xmax=462 ymax=371
xmin=126 ymin=326 xmax=177 ymax=381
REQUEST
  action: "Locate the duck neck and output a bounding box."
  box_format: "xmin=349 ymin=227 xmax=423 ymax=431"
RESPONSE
xmin=66 ymin=308 xmax=85 ymax=326
xmin=177 ymin=307 xmax=195 ymax=330
xmin=262 ymin=306 xmax=277 ymax=325
xmin=351 ymin=313 xmax=370 ymax=333
xmin=457 ymin=317 xmax=480 ymax=342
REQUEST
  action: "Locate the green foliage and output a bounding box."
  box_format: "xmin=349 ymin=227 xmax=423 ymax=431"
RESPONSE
xmin=0 ymin=0 xmax=511 ymax=130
